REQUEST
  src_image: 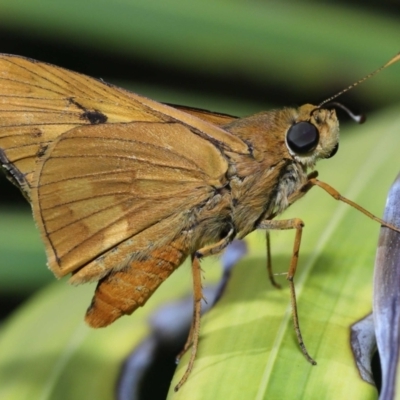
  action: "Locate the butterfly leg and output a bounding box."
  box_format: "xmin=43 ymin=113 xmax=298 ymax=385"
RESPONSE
xmin=266 ymin=231 xmax=281 ymax=288
xmin=175 ymin=228 xmax=235 ymax=391
xmin=258 ymin=218 xmax=316 ymax=365
xmin=309 ymin=178 xmax=400 ymax=233
xmin=176 ymin=228 xmax=235 ymax=357
xmin=174 ymin=254 xmax=203 ymax=392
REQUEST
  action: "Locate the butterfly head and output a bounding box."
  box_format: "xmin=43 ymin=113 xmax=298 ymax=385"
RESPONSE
xmin=285 ymin=103 xmax=339 ymax=169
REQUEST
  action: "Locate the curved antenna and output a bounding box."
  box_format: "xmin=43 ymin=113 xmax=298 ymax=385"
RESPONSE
xmin=318 ymin=52 xmax=400 ymax=108
xmin=325 ymin=102 xmax=366 ymax=124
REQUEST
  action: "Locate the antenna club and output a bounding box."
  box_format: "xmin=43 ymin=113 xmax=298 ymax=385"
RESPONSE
xmin=323 ymin=101 xmax=365 ymax=124
xmin=357 ymin=114 xmax=366 ymax=124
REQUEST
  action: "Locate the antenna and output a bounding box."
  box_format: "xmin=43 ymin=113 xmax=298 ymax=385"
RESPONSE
xmin=318 ymin=52 xmax=400 ymax=108
xmin=324 ymin=101 xmax=366 ymax=124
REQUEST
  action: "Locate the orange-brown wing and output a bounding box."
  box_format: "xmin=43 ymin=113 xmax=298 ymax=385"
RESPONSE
xmin=170 ymin=104 xmax=238 ymax=126
xmin=31 ymin=121 xmax=229 ymax=278
xmin=0 ymin=54 xmax=249 ymax=199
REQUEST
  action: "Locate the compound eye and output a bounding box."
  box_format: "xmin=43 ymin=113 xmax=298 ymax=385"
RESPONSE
xmin=286 ymin=122 xmax=319 ymax=154
xmin=326 ymin=143 xmax=339 ymax=158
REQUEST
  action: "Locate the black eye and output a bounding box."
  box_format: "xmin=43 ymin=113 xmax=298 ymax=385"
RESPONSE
xmin=286 ymin=122 xmax=319 ymax=154
xmin=326 ymin=143 xmax=339 ymax=158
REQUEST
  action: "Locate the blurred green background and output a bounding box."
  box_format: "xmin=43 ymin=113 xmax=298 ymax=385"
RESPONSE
xmin=0 ymin=1 xmax=399 ymax=399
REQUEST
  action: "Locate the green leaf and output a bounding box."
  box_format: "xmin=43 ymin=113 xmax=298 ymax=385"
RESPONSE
xmin=0 ymin=265 xmax=195 ymax=400
xmin=0 ymin=208 xmax=50 ymax=294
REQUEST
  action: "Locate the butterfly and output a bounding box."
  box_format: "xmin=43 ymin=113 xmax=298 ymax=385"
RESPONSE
xmin=0 ymin=53 xmax=399 ymax=390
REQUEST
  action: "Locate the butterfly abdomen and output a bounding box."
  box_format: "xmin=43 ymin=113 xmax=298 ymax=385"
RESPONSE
xmin=85 ymin=236 xmax=189 ymax=328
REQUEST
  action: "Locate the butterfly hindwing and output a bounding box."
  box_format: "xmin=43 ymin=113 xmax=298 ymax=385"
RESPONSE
xmin=32 ymin=121 xmax=229 ymax=278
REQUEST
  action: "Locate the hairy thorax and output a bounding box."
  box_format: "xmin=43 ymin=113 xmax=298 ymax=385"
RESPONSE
xmin=221 ymin=149 xmax=309 ymax=240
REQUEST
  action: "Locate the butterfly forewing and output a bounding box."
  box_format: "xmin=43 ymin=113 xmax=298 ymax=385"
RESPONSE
xmin=0 ymin=57 xmax=164 ymax=192
xmin=0 ymin=55 xmax=248 ymax=199
xmin=171 ymin=105 xmax=238 ymax=126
